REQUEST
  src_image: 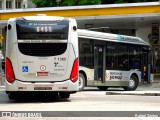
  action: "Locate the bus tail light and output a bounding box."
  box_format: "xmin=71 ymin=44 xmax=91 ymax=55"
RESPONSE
xmin=6 ymin=57 xmax=15 ymax=83
xmin=70 ymin=58 xmax=79 ymax=83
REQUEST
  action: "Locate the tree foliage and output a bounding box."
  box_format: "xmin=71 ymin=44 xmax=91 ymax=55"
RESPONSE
xmin=32 ymin=0 xmax=158 ymax=7
xmin=32 ymin=0 xmax=57 ymax=7
xmin=62 ymin=0 xmax=101 ymax=6
xmin=32 ymin=0 xmax=101 ymax=7
xmin=101 ymin=0 xmax=158 ymax=4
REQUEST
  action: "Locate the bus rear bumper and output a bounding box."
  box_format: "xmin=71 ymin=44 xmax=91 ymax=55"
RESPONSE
xmin=5 ymin=79 xmax=79 ymax=93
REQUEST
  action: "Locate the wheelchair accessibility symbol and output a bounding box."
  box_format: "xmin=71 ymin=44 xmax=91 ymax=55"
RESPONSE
xmin=22 ymin=66 xmax=28 ymax=72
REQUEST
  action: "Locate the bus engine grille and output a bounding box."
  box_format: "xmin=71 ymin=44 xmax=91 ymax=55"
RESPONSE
xmin=18 ymin=43 xmax=67 ymax=56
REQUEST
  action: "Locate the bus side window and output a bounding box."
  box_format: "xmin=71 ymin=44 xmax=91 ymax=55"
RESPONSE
xmin=106 ymin=43 xmax=117 ymax=68
xmin=79 ymin=38 xmax=94 ymax=67
xmin=118 ymin=45 xmax=129 ymax=69
xmin=129 ymin=47 xmax=141 ymax=69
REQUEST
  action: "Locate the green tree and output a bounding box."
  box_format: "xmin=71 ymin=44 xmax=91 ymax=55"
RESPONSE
xmin=101 ymin=0 xmax=158 ymax=4
xmin=32 ymin=0 xmax=101 ymax=7
xmin=62 ymin=0 xmax=101 ymax=6
xmin=32 ymin=0 xmax=57 ymax=7
xmin=33 ymin=0 xmax=158 ymax=7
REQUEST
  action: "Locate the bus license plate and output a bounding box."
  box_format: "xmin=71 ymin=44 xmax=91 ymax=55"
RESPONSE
xmin=34 ymin=87 xmax=52 ymax=90
xmin=37 ymin=72 xmax=49 ymax=76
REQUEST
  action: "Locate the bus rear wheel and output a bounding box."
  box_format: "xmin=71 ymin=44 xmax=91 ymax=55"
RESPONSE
xmin=123 ymin=75 xmax=139 ymax=91
xmin=8 ymin=92 xmax=16 ymax=100
xmin=59 ymin=92 xmax=70 ymax=99
xmin=97 ymin=86 xmax=109 ymax=91
xmin=79 ymin=73 xmax=85 ymax=91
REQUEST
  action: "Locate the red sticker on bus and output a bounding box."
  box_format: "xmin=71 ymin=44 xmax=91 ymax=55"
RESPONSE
xmin=37 ymin=72 xmax=49 ymax=76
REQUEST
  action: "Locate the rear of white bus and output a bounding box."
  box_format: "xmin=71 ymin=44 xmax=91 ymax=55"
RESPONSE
xmin=5 ymin=16 xmax=79 ymax=99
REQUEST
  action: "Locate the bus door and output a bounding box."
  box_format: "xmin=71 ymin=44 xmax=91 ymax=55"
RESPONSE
xmin=94 ymin=45 xmax=105 ymax=83
xmin=141 ymin=50 xmax=150 ymax=83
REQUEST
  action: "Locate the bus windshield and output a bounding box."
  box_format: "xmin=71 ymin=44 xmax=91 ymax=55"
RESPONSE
xmin=16 ymin=18 xmax=69 ymax=40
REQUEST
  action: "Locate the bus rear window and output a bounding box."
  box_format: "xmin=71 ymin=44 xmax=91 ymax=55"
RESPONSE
xmin=16 ymin=19 xmax=69 ymax=40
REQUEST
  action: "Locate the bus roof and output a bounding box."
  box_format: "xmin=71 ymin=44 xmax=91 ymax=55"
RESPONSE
xmin=22 ymin=16 xmax=64 ymax=21
xmin=8 ymin=15 xmax=65 ymax=21
xmin=78 ymin=29 xmax=149 ymax=46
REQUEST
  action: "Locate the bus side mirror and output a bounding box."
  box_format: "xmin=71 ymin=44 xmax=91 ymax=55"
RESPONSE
xmin=8 ymin=24 xmax=12 ymax=30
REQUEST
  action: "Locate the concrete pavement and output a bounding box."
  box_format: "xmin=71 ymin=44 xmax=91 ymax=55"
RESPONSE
xmin=106 ymin=79 xmax=160 ymax=96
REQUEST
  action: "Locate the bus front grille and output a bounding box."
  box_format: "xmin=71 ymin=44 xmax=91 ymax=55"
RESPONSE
xmin=18 ymin=43 xmax=67 ymax=56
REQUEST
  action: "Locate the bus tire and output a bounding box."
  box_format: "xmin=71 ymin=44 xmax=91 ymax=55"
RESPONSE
xmin=97 ymin=86 xmax=109 ymax=91
xmin=59 ymin=92 xmax=70 ymax=99
xmin=8 ymin=92 xmax=16 ymax=100
xmin=79 ymin=73 xmax=85 ymax=91
xmin=123 ymin=75 xmax=139 ymax=91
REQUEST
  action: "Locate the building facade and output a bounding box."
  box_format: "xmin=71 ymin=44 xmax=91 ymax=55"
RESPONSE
xmin=0 ymin=0 xmax=35 ymax=10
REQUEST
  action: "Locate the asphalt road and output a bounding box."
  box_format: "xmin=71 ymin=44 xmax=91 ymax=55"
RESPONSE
xmin=0 ymin=87 xmax=160 ymax=120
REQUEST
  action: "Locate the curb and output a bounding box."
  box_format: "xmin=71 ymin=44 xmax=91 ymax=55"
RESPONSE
xmin=106 ymin=91 xmax=160 ymax=96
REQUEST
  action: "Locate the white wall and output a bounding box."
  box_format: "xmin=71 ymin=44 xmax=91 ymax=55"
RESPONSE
xmin=136 ymin=26 xmax=151 ymax=43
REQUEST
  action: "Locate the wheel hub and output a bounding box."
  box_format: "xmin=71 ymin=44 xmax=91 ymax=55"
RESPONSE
xmin=129 ymin=78 xmax=135 ymax=88
xmin=79 ymin=77 xmax=83 ymax=89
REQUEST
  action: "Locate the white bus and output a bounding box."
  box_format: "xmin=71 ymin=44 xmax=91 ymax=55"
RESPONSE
xmin=5 ymin=16 xmax=79 ymax=99
xmin=78 ymin=29 xmax=151 ymax=91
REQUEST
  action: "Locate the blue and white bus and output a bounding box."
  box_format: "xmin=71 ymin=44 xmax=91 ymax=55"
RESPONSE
xmin=78 ymin=29 xmax=151 ymax=91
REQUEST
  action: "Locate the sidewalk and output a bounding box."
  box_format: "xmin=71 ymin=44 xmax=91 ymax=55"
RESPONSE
xmin=106 ymin=79 xmax=160 ymax=96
